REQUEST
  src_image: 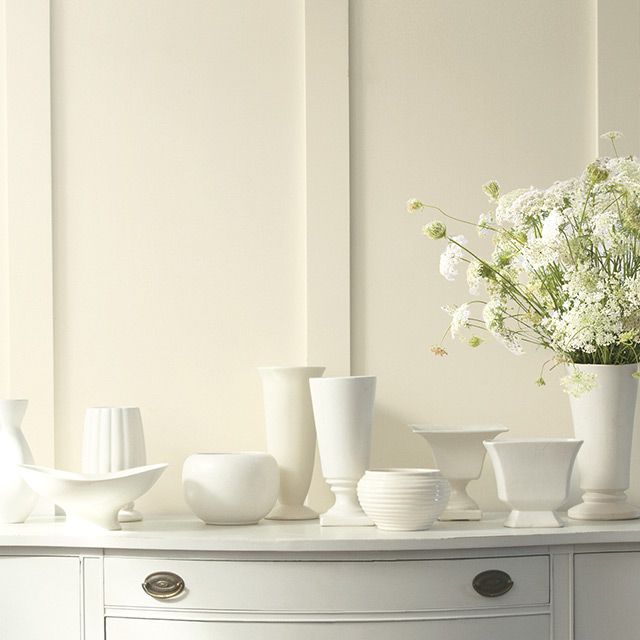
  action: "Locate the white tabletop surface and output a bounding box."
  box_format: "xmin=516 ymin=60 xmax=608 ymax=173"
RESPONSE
xmin=1 ymin=513 xmax=640 ymax=552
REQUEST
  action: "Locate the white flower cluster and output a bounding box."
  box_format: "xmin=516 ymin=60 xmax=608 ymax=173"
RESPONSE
xmin=422 ymin=151 xmax=640 ymax=386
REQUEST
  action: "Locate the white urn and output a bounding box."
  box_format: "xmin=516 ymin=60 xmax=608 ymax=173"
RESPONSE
xmin=310 ymin=375 xmax=376 ymax=526
xmin=411 ymin=425 xmax=507 ymax=520
xmin=568 ymin=364 xmax=640 ymax=520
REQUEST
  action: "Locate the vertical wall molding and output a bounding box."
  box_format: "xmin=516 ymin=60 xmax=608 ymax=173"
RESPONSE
xmin=304 ymin=0 xmax=351 ymax=375
xmin=596 ymin=0 xmax=640 ymax=155
xmin=0 ymin=0 xmax=54 ymax=468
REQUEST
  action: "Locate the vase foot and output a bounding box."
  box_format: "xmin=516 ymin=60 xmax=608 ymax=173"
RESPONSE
xmin=504 ymin=510 xmax=563 ymax=528
xmin=118 ymin=507 xmax=143 ymax=523
xmin=320 ymin=510 xmax=374 ymax=527
xmin=439 ymin=508 xmax=482 ymax=521
xmin=265 ymin=503 xmax=318 ymax=521
xmin=568 ymin=495 xmax=640 ymax=521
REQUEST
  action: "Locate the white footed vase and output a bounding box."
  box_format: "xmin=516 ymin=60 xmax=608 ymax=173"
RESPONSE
xmin=310 ymin=375 xmax=376 ymax=526
xmin=0 ymin=399 xmax=37 ymax=523
xmin=82 ymin=407 xmax=147 ymax=522
xmin=258 ymin=366 xmax=326 ymax=520
xmin=411 ymin=425 xmax=507 ymax=521
xmin=485 ymin=438 xmax=582 ymax=528
xmin=568 ymin=363 xmax=640 ymax=521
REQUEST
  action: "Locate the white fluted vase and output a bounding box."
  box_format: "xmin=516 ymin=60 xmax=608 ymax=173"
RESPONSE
xmin=568 ymin=364 xmax=640 ymax=521
xmin=310 ymin=376 xmax=376 ymax=526
xmin=82 ymin=407 xmax=147 ymax=522
xmin=0 ymin=399 xmax=37 ymax=523
xmin=259 ymin=366 xmax=326 ymax=520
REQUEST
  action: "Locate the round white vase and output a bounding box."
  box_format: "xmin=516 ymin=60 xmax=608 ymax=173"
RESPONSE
xmin=310 ymin=375 xmax=376 ymax=526
xmin=82 ymin=407 xmax=147 ymax=522
xmin=568 ymin=363 xmax=640 ymax=521
xmin=0 ymin=399 xmax=37 ymax=523
xmin=182 ymin=452 xmax=279 ymax=525
xmin=258 ymin=366 xmax=326 ymax=520
xmin=411 ymin=425 xmax=508 ymax=520
xmin=485 ymin=438 xmax=582 ymax=528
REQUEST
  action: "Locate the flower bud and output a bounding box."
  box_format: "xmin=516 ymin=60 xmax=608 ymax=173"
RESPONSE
xmin=422 ymin=220 xmax=447 ymax=240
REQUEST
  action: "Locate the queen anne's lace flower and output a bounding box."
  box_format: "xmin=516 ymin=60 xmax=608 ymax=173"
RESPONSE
xmin=439 ymin=235 xmax=467 ymax=281
xmin=561 ymin=369 xmax=598 ymax=397
xmin=412 ymin=137 xmax=640 ymax=392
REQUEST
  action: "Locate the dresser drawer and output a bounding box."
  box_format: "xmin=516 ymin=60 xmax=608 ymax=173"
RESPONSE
xmin=104 ymin=555 xmax=549 ymax=612
xmin=107 ymin=615 xmax=551 ymax=640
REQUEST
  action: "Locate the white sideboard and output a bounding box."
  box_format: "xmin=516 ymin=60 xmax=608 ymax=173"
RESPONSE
xmin=3 ymin=515 xmax=640 ymax=640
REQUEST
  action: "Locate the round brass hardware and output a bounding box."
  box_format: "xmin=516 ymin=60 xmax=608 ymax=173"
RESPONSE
xmin=142 ymin=571 xmax=185 ymax=600
xmin=472 ymin=569 xmax=514 ymax=598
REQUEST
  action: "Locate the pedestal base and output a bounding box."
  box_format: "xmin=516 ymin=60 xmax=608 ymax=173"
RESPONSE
xmin=320 ymin=510 xmax=373 ymax=527
xmin=568 ymin=491 xmax=640 ymax=521
xmin=504 ymin=510 xmax=563 ymax=528
xmin=265 ymin=503 xmax=319 ymax=521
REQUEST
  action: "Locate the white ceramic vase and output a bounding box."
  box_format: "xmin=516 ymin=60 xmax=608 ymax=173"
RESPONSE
xmin=258 ymin=366 xmax=326 ymax=520
xmin=485 ymin=438 xmax=582 ymax=528
xmin=568 ymin=363 xmax=640 ymax=521
xmin=310 ymin=375 xmax=376 ymax=526
xmin=82 ymin=407 xmax=147 ymax=522
xmin=182 ymin=452 xmax=279 ymax=525
xmin=0 ymin=399 xmax=37 ymax=523
xmin=411 ymin=425 xmax=507 ymax=521
xmin=357 ymin=469 xmax=450 ymax=531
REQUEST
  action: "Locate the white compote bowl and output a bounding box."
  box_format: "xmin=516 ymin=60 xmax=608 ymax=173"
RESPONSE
xmin=484 ymin=438 xmax=582 ymax=528
xmin=411 ymin=425 xmax=508 ymax=520
xmin=18 ymin=463 xmax=167 ymax=531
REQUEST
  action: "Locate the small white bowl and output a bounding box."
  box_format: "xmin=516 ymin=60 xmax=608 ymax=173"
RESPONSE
xmin=357 ymin=469 xmax=450 ymax=531
xmin=484 ymin=438 xmax=582 ymax=528
xmin=18 ymin=463 xmax=167 ymax=531
xmin=182 ymin=452 xmax=279 ymax=525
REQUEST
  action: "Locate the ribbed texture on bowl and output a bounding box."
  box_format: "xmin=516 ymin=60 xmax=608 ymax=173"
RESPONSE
xmin=357 ymin=469 xmax=450 ymax=531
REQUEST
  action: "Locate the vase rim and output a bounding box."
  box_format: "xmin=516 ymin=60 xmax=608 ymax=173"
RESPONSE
xmin=569 ymin=363 xmax=638 ymax=368
xmin=484 ymin=438 xmax=582 ymax=445
xmin=411 ymin=424 xmax=508 ymax=434
xmin=365 ymin=468 xmax=441 ymax=475
xmin=86 ymin=406 xmax=140 ymax=410
xmin=189 ymin=451 xmax=272 ymax=457
xmin=0 ymin=398 xmax=28 ymax=403
xmin=258 ymin=365 xmax=326 ymax=371
xmin=310 ymin=375 xmax=376 ymax=381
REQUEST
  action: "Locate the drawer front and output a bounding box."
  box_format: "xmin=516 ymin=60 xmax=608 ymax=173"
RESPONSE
xmin=107 ymin=615 xmax=550 ymax=640
xmin=105 ymin=555 xmax=549 ymax=612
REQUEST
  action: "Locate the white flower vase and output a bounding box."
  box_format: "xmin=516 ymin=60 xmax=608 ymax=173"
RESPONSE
xmin=0 ymin=399 xmax=37 ymax=523
xmin=411 ymin=425 xmax=508 ymax=520
xmin=568 ymin=364 xmax=640 ymax=521
xmin=310 ymin=376 xmax=376 ymax=526
xmin=258 ymin=366 xmax=326 ymax=520
xmin=82 ymin=407 xmax=147 ymax=522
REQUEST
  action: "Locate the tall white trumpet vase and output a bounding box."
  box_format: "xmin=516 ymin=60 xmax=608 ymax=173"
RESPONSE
xmin=0 ymin=399 xmax=37 ymax=523
xmin=82 ymin=407 xmax=147 ymax=522
xmin=568 ymin=364 xmax=640 ymax=521
xmin=310 ymin=376 xmax=376 ymax=526
xmin=259 ymin=366 xmax=326 ymax=520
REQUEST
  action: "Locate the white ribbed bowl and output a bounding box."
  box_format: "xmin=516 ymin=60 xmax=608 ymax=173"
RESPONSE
xmin=357 ymin=469 xmax=450 ymax=531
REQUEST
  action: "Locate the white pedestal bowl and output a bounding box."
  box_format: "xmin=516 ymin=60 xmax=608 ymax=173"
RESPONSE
xmin=411 ymin=425 xmax=507 ymax=520
xmin=182 ymin=452 xmax=279 ymax=525
xmin=484 ymin=439 xmax=582 ymax=528
xmin=18 ymin=463 xmax=167 ymax=531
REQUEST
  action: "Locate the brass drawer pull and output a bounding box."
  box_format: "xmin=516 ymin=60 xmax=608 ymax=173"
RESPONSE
xmin=142 ymin=571 xmax=185 ymax=600
xmin=472 ymin=569 xmax=514 ymax=597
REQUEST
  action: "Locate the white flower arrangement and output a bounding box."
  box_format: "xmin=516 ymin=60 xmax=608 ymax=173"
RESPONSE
xmin=408 ymin=132 xmax=640 ymax=394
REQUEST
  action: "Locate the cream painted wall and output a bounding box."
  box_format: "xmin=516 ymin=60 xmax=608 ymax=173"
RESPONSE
xmin=5 ymin=0 xmax=640 ymax=517
xmin=350 ymin=0 xmax=606 ymax=512
xmin=50 ymin=0 xmax=307 ymax=513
